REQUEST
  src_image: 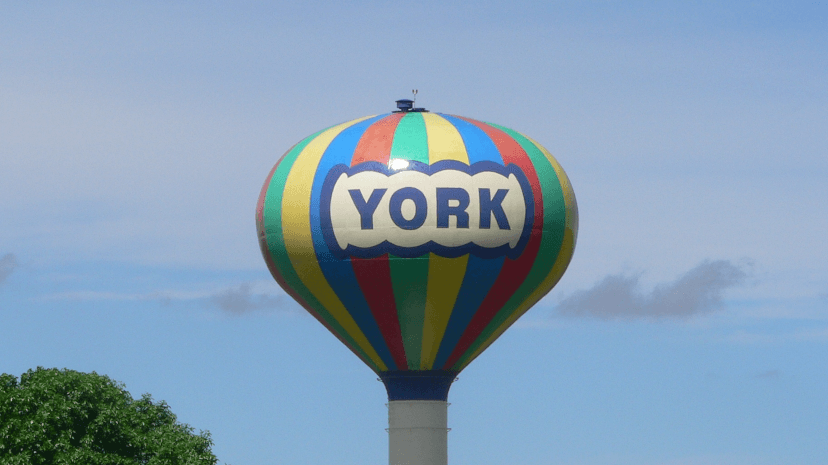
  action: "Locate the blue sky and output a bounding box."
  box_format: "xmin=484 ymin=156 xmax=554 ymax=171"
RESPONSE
xmin=1 ymin=2 xmax=826 ymax=464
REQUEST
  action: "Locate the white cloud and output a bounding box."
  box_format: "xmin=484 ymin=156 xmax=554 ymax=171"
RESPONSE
xmin=728 ymin=327 xmax=828 ymax=344
xmin=556 ymin=259 xmax=749 ymax=320
xmin=755 ymin=370 xmax=780 ymax=379
xmin=0 ymin=253 xmax=18 ymax=285
xmin=38 ymin=279 xmax=294 ymax=316
xmin=209 ymin=283 xmax=290 ymax=315
xmin=41 ymin=289 xmax=209 ymax=302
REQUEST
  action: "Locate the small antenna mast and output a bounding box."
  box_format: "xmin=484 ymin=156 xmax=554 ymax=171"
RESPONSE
xmin=394 ymin=90 xmax=426 ymax=113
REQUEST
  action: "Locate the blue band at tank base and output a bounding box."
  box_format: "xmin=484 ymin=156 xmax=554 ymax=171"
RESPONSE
xmin=379 ymin=371 xmax=457 ymax=401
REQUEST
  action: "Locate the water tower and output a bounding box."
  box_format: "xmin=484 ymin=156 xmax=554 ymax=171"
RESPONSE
xmin=256 ymin=99 xmax=578 ymax=465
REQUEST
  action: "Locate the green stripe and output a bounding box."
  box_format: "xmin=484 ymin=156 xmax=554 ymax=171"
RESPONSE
xmin=262 ymin=127 xmax=378 ymax=371
xmin=388 ymin=112 xmax=431 ymax=368
xmin=389 ymin=254 xmax=430 ymax=369
xmin=390 ymin=112 xmax=429 ymax=163
xmin=453 ymin=125 xmax=567 ymax=370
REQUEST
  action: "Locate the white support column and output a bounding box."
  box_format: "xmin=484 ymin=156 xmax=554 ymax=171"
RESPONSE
xmin=388 ymin=400 xmax=448 ymax=465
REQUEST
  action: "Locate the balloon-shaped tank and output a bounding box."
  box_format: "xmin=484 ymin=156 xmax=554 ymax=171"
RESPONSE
xmin=257 ymin=104 xmax=577 ymax=401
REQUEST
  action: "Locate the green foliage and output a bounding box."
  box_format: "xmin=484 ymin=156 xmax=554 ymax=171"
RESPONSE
xmin=0 ymin=368 xmax=218 ymax=465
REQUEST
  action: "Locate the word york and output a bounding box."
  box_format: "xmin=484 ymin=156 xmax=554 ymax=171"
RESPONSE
xmin=320 ymin=160 xmax=534 ymax=259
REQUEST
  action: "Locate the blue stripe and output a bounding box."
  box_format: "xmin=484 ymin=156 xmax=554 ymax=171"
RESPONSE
xmin=437 ymin=114 xmax=503 ymax=164
xmin=309 ymin=113 xmax=399 ymax=370
xmin=432 ymin=255 xmax=506 ymax=369
xmin=430 ymin=114 xmax=508 ymax=369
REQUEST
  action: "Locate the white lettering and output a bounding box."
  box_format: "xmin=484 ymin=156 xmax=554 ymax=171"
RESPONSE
xmin=327 ymin=169 xmax=527 ymax=251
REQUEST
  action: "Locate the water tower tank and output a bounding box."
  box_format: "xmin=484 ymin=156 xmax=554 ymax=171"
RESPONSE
xmin=257 ymin=100 xmax=578 ymax=465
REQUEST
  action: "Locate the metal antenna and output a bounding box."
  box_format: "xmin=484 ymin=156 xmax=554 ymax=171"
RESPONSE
xmin=412 ymin=89 xmax=418 ymax=103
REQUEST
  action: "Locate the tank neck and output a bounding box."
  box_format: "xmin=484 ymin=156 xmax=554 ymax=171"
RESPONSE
xmin=379 ymin=371 xmax=457 ymax=401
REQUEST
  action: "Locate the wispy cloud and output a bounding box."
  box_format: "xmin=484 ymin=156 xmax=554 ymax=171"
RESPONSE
xmin=39 ymin=280 xmax=293 ymax=316
xmin=556 ymin=259 xmax=750 ymax=320
xmin=728 ymin=327 xmax=828 ymax=344
xmin=41 ymin=289 xmax=212 ymax=302
xmin=0 ymin=253 xmax=18 ymax=285
xmin=209 ymin=283 xmax=289 ymax=315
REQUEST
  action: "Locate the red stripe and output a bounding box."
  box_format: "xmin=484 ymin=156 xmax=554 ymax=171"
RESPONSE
xmin=351 ymin=113 xmax=405 ymax=165
xmin=349 ymin=113 xmax=410 ymax=370
xmin=441 ymin=118 xmax=545 ymax=370
xmin=351 ymin=256 xmax=409 ymax=370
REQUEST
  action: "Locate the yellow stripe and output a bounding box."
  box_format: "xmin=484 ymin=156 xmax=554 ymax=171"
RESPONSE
xmin=281 ymin=116 xmax=387 ymax=371
xmin=418 ymin=113 xmax=471 ymax=369
xmin=420 ymin=254 xmax=469 ymax=369
xmin=423 ymin=113 xmax=468 ymax=163
xmin=458 ymin=137 xmax=579 ymax=371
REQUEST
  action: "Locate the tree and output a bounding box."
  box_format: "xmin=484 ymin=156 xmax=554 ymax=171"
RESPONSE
xmin=0 ymin=367 xmax=219 ymax=465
